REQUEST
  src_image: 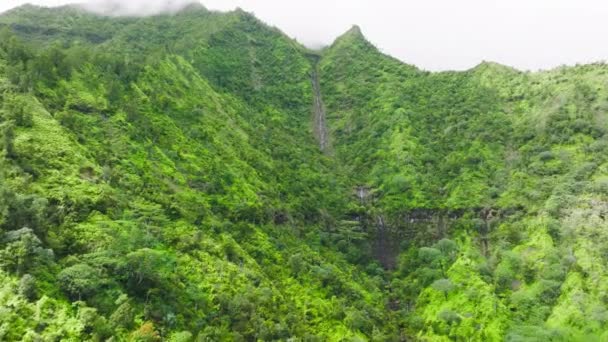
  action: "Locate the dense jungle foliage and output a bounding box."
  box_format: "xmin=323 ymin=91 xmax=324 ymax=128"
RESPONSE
xmin=1 ymin=3 xmax=608 ymax=341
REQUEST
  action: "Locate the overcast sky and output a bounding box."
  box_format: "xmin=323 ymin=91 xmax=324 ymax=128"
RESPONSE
xmin=1 ymin=0 xmax=607 ymax=71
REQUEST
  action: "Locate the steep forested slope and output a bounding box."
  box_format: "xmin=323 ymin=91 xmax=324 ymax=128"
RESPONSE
xmin=320 ymin=27 xmax=608 ymax=341
xmin=0 ymin=5 xmax=386 ymax=341
xmin=1 ymin=3 xmax=608 ymax=341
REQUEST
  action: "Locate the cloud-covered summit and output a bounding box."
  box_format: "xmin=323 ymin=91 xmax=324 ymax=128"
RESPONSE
xmin=79 ymin=0 xmax=202 ymax=17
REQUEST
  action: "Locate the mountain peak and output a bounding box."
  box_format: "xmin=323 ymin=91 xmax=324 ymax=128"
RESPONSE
xmin=471 ymin=60 xmax=520 ymax=75
xmin=346 ymin=25 xmax=363 ymax=36
xmin=329 ymin=24 xmax=370 ymax=50
xmin=323 ymin=24 xmax=379 ymax=58
xmin=338 ymin=25 xmax=366 ymax=42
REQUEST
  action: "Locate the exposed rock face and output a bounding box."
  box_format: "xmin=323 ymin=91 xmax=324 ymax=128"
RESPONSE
xmin=368 ymin=207 xmax=505 ymax=269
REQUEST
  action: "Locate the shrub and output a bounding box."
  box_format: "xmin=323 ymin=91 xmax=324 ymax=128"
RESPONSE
xmin=58 ymin=263 xmax=104 ymax=300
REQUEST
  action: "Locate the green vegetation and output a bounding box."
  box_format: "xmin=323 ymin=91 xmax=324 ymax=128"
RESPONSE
xmin=1 ymin=3 xmax=608 ymax=341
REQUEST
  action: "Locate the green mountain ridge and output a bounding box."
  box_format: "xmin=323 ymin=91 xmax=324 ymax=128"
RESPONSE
xmin=0 ymin=3 xmax=607 ymax=341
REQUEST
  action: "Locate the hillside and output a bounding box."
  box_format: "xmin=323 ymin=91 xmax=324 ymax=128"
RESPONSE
xmin=1 ymin=3 xmax=608 ymax=341
xmin=320 ymin=29 xmax=608 ymax=340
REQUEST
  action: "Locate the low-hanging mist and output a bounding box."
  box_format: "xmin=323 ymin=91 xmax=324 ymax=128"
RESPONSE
xmin=79 ymin=0 xmax=200 ymax=17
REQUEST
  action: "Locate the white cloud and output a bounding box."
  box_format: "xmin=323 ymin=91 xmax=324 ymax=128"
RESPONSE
xmin=79 ymin=0 xmax=197 ymax=16
xmin=1 ymin=0 xmax=607 ymax=71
